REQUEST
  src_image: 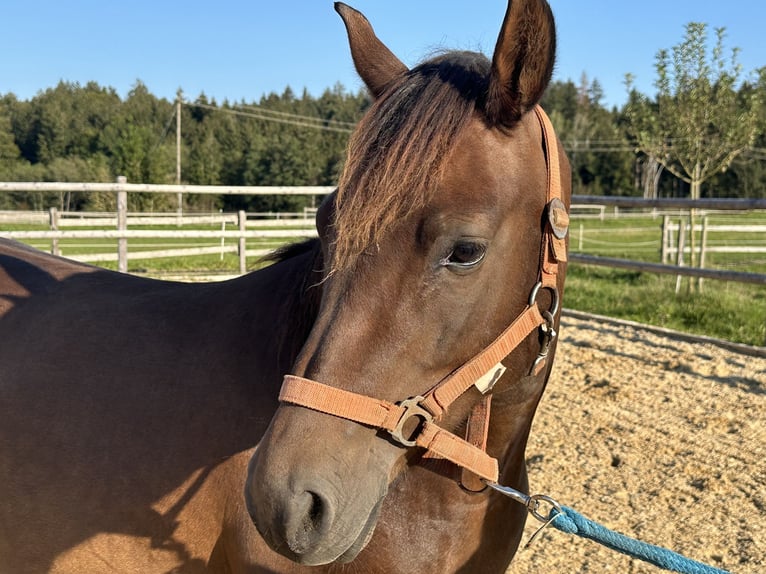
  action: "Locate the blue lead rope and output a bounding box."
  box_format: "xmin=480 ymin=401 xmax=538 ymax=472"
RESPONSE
xmin=485 ymin=482 xmax=730 ymax=574
xmin=549 ymin=505 xmax=730 ymax=574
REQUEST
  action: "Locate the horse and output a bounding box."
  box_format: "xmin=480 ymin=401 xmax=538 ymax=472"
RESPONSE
xmin=246 ymin=1 xmax=571 ymax=572
xmin=0 ymin=0 xmax=570 ymax=572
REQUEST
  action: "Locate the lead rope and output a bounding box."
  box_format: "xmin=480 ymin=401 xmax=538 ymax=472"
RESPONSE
xmin=486 ymin=482 xmax=730 ymax=574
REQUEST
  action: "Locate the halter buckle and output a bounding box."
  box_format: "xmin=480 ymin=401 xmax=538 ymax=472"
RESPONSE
xmin=389 ymin=396 xmax=433 ymax=448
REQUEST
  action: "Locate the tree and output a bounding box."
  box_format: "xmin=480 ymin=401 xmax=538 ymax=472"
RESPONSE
xmin=542 ymin=78 xmax=633 ymax=195
xmin=625 ymin=23 xmax=763 ymax=274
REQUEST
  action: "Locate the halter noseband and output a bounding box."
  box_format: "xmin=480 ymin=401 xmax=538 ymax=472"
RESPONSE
xmin=278 ymin=106 xmax=568 ymax=486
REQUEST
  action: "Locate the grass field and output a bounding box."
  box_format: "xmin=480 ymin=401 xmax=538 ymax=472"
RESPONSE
xmin=567 ymin=212 xmax=766 ymax=346
xmin=2 ymin=212 xmax=765 ymax=346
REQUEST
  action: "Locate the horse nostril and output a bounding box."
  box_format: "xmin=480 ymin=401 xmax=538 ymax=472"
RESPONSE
xmin=285 ymin=489 xmax=333 ymax=556
xmin=307 ymin=491 xmax=323 ymax=530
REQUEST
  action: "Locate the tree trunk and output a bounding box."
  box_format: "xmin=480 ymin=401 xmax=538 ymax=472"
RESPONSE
xmin=641 ymin=156 xmax=663 ymax=199
xmin=688 ymin=164 xmax=702 ymax=293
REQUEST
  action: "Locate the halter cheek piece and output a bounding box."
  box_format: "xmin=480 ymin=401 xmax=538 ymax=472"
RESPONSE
xmin=279 ymin=106 xmax=568 ymax=487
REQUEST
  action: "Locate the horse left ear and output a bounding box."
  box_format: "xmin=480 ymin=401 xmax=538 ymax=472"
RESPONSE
xmin=335 ymin=2 xmax=409 ymax=98
xmin=487 ymin=0 xmax=556 ymax=127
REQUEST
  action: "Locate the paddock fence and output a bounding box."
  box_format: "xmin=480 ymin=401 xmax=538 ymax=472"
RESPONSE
xmin=1 ymin=182 xmax=330 ymax=273
xmin=567 ymin=196 xmax=766 ymax=286
xmin=1 ymin=182 xmax=766 ymax=285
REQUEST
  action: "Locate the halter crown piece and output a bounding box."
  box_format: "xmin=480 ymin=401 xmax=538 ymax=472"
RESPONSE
xmin=279 ymin=106 xmax=568 ymax=488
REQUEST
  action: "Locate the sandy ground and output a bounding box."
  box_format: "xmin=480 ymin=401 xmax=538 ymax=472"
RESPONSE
xmin=508 ymin=315 xmax=766 ymax=574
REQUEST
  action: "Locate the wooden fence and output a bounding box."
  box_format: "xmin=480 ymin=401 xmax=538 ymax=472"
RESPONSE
xmin=568 ymin=196 xmax=766 ymax=287
xmin=0 ymin=208 xmax=318 ymax=228
xmin=3 ymin=210 xmax=317 ymax=274
xmin=1 ymin=182 xmax=329 ymax=273
xmin=661 ymin=218 xmax=766 ymax=262
xmin=2 ymin=182 xmax=766 ymax=285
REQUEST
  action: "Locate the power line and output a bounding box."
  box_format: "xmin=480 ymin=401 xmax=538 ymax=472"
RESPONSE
xmin=233 ymin=103 xmax=358 ymax=129
xmin=184 ymin=101 xmax=355 ymax=134
xmin=150 ymin=106 xmax=177 ymax=153
xmin=180 ymin=101 xmax=765 ymax=160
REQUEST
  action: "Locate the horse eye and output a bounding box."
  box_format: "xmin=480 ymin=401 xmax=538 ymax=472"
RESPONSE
xmin=442 ymin=241 xmax=487 ymax=270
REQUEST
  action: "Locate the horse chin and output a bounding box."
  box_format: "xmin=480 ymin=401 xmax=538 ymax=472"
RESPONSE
xmin=334 ymin=496 xmax=384 ymax=563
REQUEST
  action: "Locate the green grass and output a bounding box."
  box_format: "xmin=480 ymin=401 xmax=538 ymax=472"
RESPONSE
xmin=564 ymin=212 xmax=766 ymax=346
xmin=570 ymin=212 xmax=766 ymax=273
xmin=564 ymin=266 xmax=766 ymax=346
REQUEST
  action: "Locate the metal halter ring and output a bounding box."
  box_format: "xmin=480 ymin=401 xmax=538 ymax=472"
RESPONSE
xmin=528 ymin=282 xmax=559 ymax=317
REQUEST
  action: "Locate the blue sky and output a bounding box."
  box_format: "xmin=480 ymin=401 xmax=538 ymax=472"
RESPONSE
xmin=2 ymin=1 xmax=763 ymax=109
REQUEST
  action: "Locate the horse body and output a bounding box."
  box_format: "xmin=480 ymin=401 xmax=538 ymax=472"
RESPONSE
xmin=0 ymin=238 xmax=319 ymax=573
xmin=1 ymin=1 xmax=570 ymax=572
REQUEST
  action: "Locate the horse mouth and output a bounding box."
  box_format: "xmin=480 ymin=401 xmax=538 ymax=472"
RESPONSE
xmin=276 ymin=492 xmax=385 ymax=566
xmin=245 ymin=446 xmax=389 ymax=567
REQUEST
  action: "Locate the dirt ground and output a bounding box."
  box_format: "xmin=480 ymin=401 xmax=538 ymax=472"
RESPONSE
xmin=508 ymin=314 xmax=766 ymax=574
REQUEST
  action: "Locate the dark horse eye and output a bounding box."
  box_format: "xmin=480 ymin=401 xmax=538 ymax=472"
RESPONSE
xmin=442 ymin=241 xmax=487 ymax=270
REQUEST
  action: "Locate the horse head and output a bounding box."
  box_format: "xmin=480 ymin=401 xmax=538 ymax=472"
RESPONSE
xmin=246 ymin=0 xmax=570 ymax=566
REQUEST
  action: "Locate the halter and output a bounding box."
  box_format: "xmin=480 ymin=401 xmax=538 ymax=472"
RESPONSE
xmin=278 ymin=106 xmax=568 ymax=487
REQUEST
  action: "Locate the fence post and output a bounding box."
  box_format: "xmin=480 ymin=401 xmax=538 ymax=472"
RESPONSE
xmin=116 ymin=176 xmax=128 ymax=273
xmin=49 ymin=207 xmax=60 ymax=256
xmin=699 ymin=216 xmax=709 ymax=290
xmin=238 ymin=210 xmax=247 ymax=275
xmin=675 ymin=217 xmax=686 ymax=294
xmin=219 ymin=209 xmax=226 ymax=261
xmin=661 ymin=215 xmax=669 ymax=264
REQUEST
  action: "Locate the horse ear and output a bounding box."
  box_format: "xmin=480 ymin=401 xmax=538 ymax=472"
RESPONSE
xmin=487 ymin=0 xmax=556 ymax=127
xmin=335 ymin=2 xmax=409 ymax=98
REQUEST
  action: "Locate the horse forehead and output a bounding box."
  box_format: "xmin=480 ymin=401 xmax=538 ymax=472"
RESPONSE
xmin=437 ymin=115 xmax=545 ymax=206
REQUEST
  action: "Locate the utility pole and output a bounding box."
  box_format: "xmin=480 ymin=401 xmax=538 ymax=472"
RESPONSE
xmin=176 ymin=89 xmax=183 ymax=223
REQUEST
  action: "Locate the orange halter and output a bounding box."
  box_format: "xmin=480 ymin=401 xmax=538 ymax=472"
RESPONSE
xmin=278 ymin=106 xmax=568 ymax=487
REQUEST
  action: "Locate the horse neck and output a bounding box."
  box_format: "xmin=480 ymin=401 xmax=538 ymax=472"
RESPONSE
xmin=233 ymin=239 xmax=323 ymax=372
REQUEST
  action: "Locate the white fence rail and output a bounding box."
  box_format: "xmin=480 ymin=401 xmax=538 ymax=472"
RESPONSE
xmin=2 ymin=214 xmax=317 ymax=273
xmin=0 ymin=209 xmax=317 ymax=228
xmin=661 ymin=218 xmax=766 ymax=262
xmin=1 ymin=183 xmax=327 ymax=273
xmin=0 ymin=181 xmax=334 ymax=196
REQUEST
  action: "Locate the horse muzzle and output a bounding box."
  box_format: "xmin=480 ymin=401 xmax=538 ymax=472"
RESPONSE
xmin=245 ymin=408 xmax=395 ymax=565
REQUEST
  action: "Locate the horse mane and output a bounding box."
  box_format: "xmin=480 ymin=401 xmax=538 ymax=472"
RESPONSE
xmin=262 ymin=238 xmax=321 ymax=266
xmin=332 ymin=51 xmax=492 ymax=271
xmin=262 ymin=238 xmax=324 ymax=361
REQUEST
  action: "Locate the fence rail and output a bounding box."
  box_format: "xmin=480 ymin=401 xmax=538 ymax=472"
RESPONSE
xmin=0 ymin=210 xmax=317 ymax=227
xmin=571 ymin=195 xmax=766 ymax=211
xmin=566 ymin=196 xmax=766 ymax=286
xmin=5 ymin=229 xmax=317 ymax=239
xmin=569 ymin=254 xmax=766 ymax=286
xmin=0 ymin=182 xmax=334 ymax=196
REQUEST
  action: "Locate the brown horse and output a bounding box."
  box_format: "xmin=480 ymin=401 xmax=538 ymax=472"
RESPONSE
xmin=0 ymin=0 xmax=570 ymax=572
xmin=246 ymin=1 xmax=570 ymax=572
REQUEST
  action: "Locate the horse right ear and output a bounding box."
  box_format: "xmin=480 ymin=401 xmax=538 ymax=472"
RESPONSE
xmin=486 ymin=0 xmax=556 ymax=127
xmin=335 ymin=2 xmax=409 ymax=98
